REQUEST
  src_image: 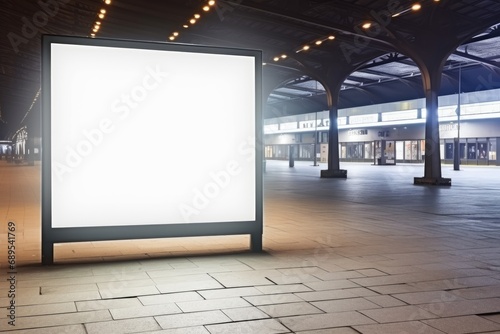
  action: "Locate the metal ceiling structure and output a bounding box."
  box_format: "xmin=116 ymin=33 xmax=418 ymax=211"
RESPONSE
xmin=1 ymin=0 xmax=500 ymax=138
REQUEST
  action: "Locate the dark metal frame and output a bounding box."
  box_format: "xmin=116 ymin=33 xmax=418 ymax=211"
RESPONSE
xmin=41 ymin=35 xmax=263 ymax=265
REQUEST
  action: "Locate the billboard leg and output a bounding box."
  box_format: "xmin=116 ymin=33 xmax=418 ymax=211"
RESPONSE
xmin=42 ymin=241 xmax=54 ymax=265
xmin=250 ymin=233 xmax=262 ymax=252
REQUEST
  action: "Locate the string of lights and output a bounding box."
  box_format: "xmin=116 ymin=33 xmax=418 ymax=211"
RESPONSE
xmin=90 ymin=0 xmax=112 ymax=38
xmin=168 ymin=0 xmax=216 ymax=42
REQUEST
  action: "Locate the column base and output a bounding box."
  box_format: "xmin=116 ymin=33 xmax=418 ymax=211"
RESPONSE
xmin=321 ymin=169 xmax=347 ymax=178
xmin=414 ymin=177 xmax=451 ymax=186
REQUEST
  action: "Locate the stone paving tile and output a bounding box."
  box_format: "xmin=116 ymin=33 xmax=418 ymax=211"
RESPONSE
xmin=205 ymin=318 xmax=290 ymax=334
xmin=311 ymin=270 xmax=365 ymax=281
xmin=110 ymin=303 xmax=182 ymax=319
xmin=422 ymin=315 xmax=500 ymax=333
xmin=244 ymin=293 xmax=304 ymax=306
xmin=267 ymin=273 xmax=321 ymax=284
xmin=343 ymin=287 xmax=380 ymax=297
xmin=279 ymin=311 xmax=376 ymax=332
xmin=354 ymin=320 xmax=446 ymax=333
xmin=451 ymin=284 xmax=500 ymax=299
xmin=351 ymin=269 xmax=492 ymax=287
xmin=17 ymin=272 xmax=151 ymax=288
xmin=156 ymin=279 xmax=223 ymax=294
xmin=222 ymin=306 xmax=270 ymax=321
xmin=359 ymin=305 xmax=438 ymax=323
xmin=258 ymin=301 xmax=324 ymax=317
xmin=304 ymin=279 xmax=361 ymax=291
xmin=370 ymin=283 xmax=443 ymax=295
xmin=356 ymin=269 xmax=388 ymax=277
xmin=418 ymin=298 xmax=500 ymax=317
xmin=140 ymin=327 xmax=210 ymax=334
xmin=16 ymin=302 xmax=77 ymax=317
xmin=0 ymin=310 xmax=111 ymax=331
xmin=16 ymin=291 xmax=102 ymax=306
xmin=295 ymin=328 xmax=359 ymax=334
xmin=77 ymin=297 xmax=142 ymax=311
xmin=365 ymin=295 xmax=407 ymax=307
xmin=198 ymin=287 xmax=262 ymax=299
xmin=155 ymin=310 xmax=231 ymax=329
xmin=392 ymin=291 xmax=464 ymax=304
xmin=99 ymin=285 xmax=160 ymax=299
xmin=40 ymin=283 xmax=98 ymax=294
xmin=85 ymin=317 xmax=161 ymax=334
xmin=139 ymin=292 xmax=203 ymax=305
xmin=208 ymin=272 xmax=278 ymax=287
xmin=176 ymin=297 xmax=251 ymax=312
xmin=256 ymin=283 xmax=313 ymax=294
xmin=312 ymin=297 xmax=381 ymax=313
xmin=0 ymin=324 xmax=87 ymax=334
xmin=483 ymin=313 xmax=500 ymax=324
xmin=97 ymin=278 xmax=156 ymax=290
xmin=295 ymin=289 xmax=359 ymax=302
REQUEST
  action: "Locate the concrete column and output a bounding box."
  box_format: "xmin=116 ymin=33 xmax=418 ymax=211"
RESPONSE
xmin=497 ymin=138 xmax=500 ymax=166
xmin=320 ymin=98 xmax=347 ymax=178
xmin=413 ymin=59 xmax=451 ymax=185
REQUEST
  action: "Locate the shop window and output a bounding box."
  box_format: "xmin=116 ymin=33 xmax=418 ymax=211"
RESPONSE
xmin=341 ymin=144 xmax=347 ymax=158
xmin=489 ymin=139 xmax=497 ymax=161
xmin=396 ymin=141 xmax=404 ymax=160
xmin=467 ymin=142 xmax=476 ymax=160
xmin=364 ymin=143 xmax=373 ymax=159
xmin=477 ymin=141 xmax=488 ymax=159
xmin=445 ymin=142 xmax=453 ymax=159
xmin=420 ymin=140 xmax=426 ymax=160
xmin=300 ymin=145 xmax=314 ymax=159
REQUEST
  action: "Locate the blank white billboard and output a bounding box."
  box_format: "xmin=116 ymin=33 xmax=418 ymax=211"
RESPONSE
xmin=48 ymin=39 xmax=258 ymax=228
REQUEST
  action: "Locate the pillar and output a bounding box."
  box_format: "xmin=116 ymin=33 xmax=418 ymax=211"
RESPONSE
xmin=413 ymin=59 xmax=451 ymax=185
xmin=320 ymin=78 xmax=347 ymax=178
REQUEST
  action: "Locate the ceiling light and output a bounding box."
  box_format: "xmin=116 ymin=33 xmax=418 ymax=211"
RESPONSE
xmin=98 ymin=13 xmax=105 ymax=19
xmin=208 ymin=0 xmax=215 ymax=5
xmin=315 ymin=40 xmax=322 ymax=45
xmin=183 ymin=24 xmax=189 ymax=28
xmin=173 ymin=32 xmax=179 ymax=36
xmin=303 ymin=45 xmax=310 ymax=51
xmin=362 ymin=22 xmax=372 ymax=29
xmin=328 ymin=35 xmax=335 ymax=40
xmin=91 ymin=33 xmax=96 ymax=37
xmin=273 ymin=57 xmax=279 ymax=61
xmin=281 ymin=54 xmax=287 ymax=59
xmin=100 ymin=9 xmax=106 ymax=14
xmin=194 ymin=14 xmax=201 ymax=19
xmin=104 ymin=0 xmax=111 ymax=4
xmin=190 ymin=18 xmax=196 ymax=24
xmin=169 ymin=36 xmax=175 ymax=41
xmin=412 ymin=3 xmax=422 ymax=11
xmin=203 ymin=6 xmax=210 ymax=11
xmin=96 ymin=21 xmax=101 ymax=25
xmin=93 ymin=28 xmax=98 ymax=32
xmin=94 ymin=24 xmax=100 ymax=29
xmin=263 ymin=62 xmax=267 ymax=65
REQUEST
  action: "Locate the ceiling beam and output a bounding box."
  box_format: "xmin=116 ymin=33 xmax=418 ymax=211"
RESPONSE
xmin=453 ymin=50 xmax=500 ymax=70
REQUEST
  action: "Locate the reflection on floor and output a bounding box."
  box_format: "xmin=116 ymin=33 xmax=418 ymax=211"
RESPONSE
xmin=1 ymin=160 xmax=500 ymax=333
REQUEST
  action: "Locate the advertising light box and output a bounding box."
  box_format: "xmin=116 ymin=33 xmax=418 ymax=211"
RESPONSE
xmin=41 ymin=35 xmax=263 ymax=264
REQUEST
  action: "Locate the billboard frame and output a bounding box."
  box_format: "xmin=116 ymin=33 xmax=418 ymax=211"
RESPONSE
xmin=41 ymin=35 xmax=263 ymax=264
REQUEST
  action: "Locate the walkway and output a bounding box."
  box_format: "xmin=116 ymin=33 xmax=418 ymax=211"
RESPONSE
xmin=1 ymin=160 xmax=500 ymax=333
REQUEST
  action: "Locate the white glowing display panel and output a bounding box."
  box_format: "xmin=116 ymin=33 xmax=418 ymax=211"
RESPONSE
xmin=48 ymin=38 xmax=257 ymax=228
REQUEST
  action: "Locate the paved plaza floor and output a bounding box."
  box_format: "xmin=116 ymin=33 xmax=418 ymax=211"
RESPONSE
xmin=1 ymin=160 xmax=500 ymax=333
